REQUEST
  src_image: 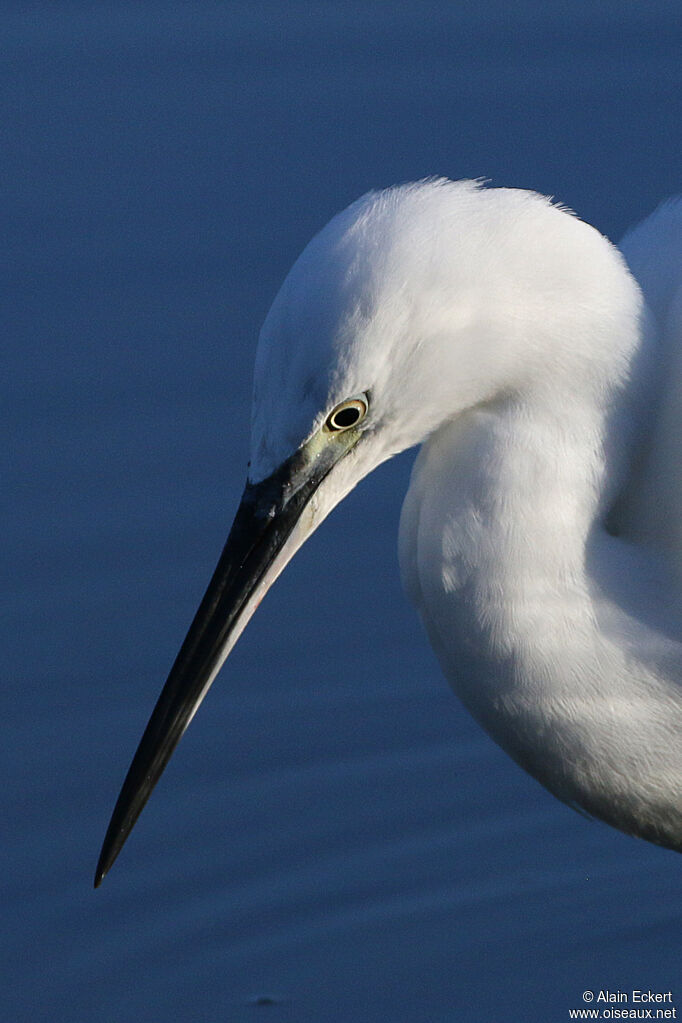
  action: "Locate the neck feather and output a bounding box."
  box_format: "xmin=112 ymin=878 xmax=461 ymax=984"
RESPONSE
xmin=399 ymin=383 xmax=682 ymax=848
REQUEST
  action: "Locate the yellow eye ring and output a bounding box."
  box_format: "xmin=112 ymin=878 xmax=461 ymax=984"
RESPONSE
xmin=324 ymin=394 xmax=369 ymax=432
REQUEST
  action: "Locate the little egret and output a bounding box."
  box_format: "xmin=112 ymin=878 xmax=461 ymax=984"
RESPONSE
xmin=96 ymin=179 xmax=682 ymax=886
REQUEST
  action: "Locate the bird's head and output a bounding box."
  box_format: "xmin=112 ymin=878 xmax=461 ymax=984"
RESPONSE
xmin=251 ymin=178 xmax=521 ymax=489
xmin=250 ymin=177 xmax=636 ymax=485
xmin=96 ymin=178 xmax=639 ymax=884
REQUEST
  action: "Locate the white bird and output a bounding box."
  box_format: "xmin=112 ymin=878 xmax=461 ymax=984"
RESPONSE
xmin=96 ymin=179 xmax=682 ymax=886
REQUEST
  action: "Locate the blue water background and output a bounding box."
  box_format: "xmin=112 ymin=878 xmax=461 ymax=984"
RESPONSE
xmin=4 ymin=3 xmax=682 ymax=1020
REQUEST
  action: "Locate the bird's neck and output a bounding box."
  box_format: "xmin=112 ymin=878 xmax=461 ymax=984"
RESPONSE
xmin=401 ymin=358 xmax=682 ymax=849
xmin=405 ymin=391 xmax=615 ymax=693
xmin=401 ymin=396 xmax=605 ymax=801
xmin=406 ymin=335 xmax=667 ymax=710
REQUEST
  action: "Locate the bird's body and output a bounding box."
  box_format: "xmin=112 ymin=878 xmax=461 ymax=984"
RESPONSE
xmin=97 ymin=180 xmax=682 ymax=885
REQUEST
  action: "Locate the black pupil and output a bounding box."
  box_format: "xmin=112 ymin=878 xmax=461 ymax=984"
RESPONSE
xmin=331 ymin=405 xmax=361 ymax=429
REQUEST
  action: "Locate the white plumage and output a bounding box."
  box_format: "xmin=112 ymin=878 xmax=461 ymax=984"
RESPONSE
xmin=251 ymin=179 xmax=682 ymax=850
xmin=96 ymin=178 xmax=682 ymax=884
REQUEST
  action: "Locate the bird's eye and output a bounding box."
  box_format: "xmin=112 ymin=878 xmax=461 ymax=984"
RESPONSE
xmin=324 ymin=394 xmax=368 ymax=433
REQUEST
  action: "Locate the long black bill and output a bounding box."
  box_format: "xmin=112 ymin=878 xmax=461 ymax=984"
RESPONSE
xmin=95 ymin=439 xmax=346 ymax=887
